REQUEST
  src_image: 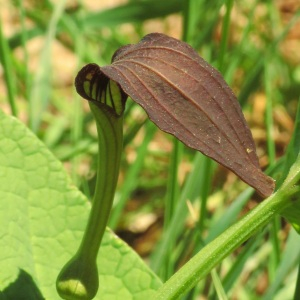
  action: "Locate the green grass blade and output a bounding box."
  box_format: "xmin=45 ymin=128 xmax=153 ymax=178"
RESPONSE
xmin=0 ymin=19 xmax=18 ymax=116
xmin=192 ymin=0 xmax=224 ymax=50
xmin=8 ymin=27 xmax=44 ymax=49
xmin=264 ymin=52 xmax=281 ymax=278
xmin=263 ymin=229 xmax=300 ymax=300
xmin=197 ymin=157 xmax=214 ymax=232
xmin=150 ymin=153 xmax=205 ymax=272
xmin=239 ymin=10 xmax=300 ymax=106
xmin=218 ymin=0 xmax=234 ymax=73
xmin=82 ymin=0 xmax=183 ymax=28
xmin=16 ymin=0 xmax=30 ymax=102
xmin=279 ymin=99 xmax=300 ymax=185
xmin=123 ymin=118 xmax=147 ymax=147
xmin=196 ymin=0 xmax=233 ymax=234
xmin=155 ymin=180 xmax=298 ymax=299
xmin=294 ymin=259 xmax=300 ymax=300
xmin=157 ymin=0 xmax=193 ymax=281
xmin=280 ymin=100 xmax=300 ymax=232
xmin=211 ymin=269 xmax=228 ymax=300
xmin=222 ymin=237 xmax=259 ymax=292
xmin=224 ymin=0 xmax=257 ymax=85
xmin=264 ymin=59 xmax=276 ymax=166
xmin=29 ymin=0 xmax=67 ymax=132
xmin=205 ymin=189 xmax=253 ymax=243
xmin=160 ymin=138 xmax=183 ymax=280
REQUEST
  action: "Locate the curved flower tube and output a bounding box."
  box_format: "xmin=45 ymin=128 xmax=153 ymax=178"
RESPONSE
xmin=56 ymin=72 xmax=126 ymax=299
xmin=57 ymin=32 xmax=275 ymax=300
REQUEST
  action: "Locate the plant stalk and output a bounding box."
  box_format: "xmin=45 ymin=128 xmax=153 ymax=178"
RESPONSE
xmin=79 ymin=103 xmax=123 ymax=259
xmin=155 ymin=154 xmax=300 ymax=299
xmin=56 ymin=103 xmax=123 ymax=300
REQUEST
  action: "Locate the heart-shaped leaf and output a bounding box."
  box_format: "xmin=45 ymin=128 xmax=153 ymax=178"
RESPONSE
xmin=76 ymin=33 xmax=275 ymax=197
xmin=0 ymin=110 xmax=162 ymax=299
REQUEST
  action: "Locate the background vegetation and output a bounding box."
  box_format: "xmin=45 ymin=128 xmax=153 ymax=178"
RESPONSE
xmin=1 ymin=0 xmax=300 ymax=299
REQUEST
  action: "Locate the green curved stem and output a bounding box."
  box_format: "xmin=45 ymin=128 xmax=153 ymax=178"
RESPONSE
xmin=56 ymin=103 xmax=123 ymax=300
xmin=79 ymin=103 xmax=123 ymax=259
xmin=155 ymin=154 xmax=300 ymax=300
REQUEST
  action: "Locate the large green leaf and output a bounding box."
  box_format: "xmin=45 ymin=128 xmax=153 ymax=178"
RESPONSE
xmin=0 ymin=110 xmax=162 ymax=299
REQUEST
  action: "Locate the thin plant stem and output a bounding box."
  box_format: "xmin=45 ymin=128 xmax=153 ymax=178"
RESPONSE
xmin=77 ymin=103 xmax=123 ymax=259
xmin=156 ymin=192 xmax=289 ymax=299
xmin=155 ymin=153 xmax=300 ymax=299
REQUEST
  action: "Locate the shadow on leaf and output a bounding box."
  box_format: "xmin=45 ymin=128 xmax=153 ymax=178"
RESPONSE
xmin=0 ymin=269 xmax=44 ymax=300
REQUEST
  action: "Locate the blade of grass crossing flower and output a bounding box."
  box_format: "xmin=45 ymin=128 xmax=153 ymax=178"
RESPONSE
xmin=197 ymin=2 xmax=234 ymax=294
xmin=194 ymin=0 xmax=234 ymax=253
xmin=0 ymin=20 xmax=18 ymax=116
xmin=197 ymin=0 xmax=234 ymax=233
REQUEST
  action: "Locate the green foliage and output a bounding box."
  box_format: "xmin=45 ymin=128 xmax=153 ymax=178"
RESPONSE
xmin=0 ymin=0 xmax=300 ymax=299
